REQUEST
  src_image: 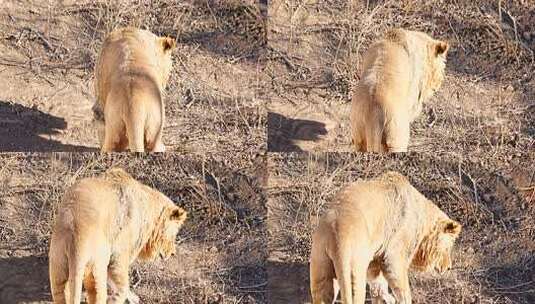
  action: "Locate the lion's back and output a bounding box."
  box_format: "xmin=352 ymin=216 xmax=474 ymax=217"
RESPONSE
xmin=359 ymin=28 xmax=444 ymax=110
xmin=360 ymin=33 xmax=414 ymax=107
xmin=94 ymin=28 xmax=163 ymax=105
xmin=332 ymin=172 xmax=427 ymax=230
xmin=52 ymin=171 xmax=148 ymax=256
xmin=55 ymin=178 xmax=118 ymax=231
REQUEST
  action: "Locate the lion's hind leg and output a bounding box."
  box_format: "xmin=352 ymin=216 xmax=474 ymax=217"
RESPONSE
xmin=125 ymin=115 xmax=146 ymax=152
xmin=351 ymin=127 xmax=367 ymax=152
xmin=102 ymin=92 xmax=129 ymax=152
xmin=145 ymin=104 xmax=165 ymax=152
xmin=49 ymin=243 xmax=68 ymax=304
xmin=350 ymin=114 xmax=366 ymax=152
xmin=383 ymin=113 xmax=410 ymax=153
xmin=365 ymin=105 xmax=387 ymax=153
xmin=83 ymin=271 xmax=97 ymax=304
xmin=102 ymin=115 xmax=127 ymax=152
xmin=84 ymin=258 xmax=109 ymax=304
xmin=146 ymin=127 xmax=165 ymax=152
xmin=81 ymin=244 xmax=110 ymax=304
xmin=310 ymin=236 xmax=337 ymax=304
xmin=348 ymin=259 xmax=369 ymax=304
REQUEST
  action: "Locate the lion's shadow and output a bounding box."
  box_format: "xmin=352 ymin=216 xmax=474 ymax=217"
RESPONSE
xmin=267 ymin=259 xmax=310 ymax=304
xmin=0 ymin=100 xmax=96 ymax=152
xmin=266 ymin=255 xmax=535 ymax=304
xmin=267 ymin=112 xmax=328 ymax=152
xmin=0 ymin=255 xmax=51 ymax=303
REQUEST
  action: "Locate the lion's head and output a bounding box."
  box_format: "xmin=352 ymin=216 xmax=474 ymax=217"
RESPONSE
xmin=422 ymin=39 xmax=449 ymax=100
xmin=411 ymin=218 xmax=461 ymax=274
xmin=139 ymin=200 xmax=188 ymax=261
xmin=155 ymin=36 xmax=176 ymax=87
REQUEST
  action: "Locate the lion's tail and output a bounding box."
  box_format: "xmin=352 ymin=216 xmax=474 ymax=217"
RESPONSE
xmin=365 ymin=105 xmax=386 ymax=152
xmin=332 ymin=228 xmax=355 ymax=304
xmin=333 ymin=250 xmax=353 ymax=304
xmin=67 ymin=261 xmax=84 ymax=304
xmin=49 ymin=233 xmax=68 ymax=303
xmin=332 ymin=217 xmax=371 ymax=304
xmin=125 ymin=89 xmax=165 ymax=152
xmin=125 ymin=102 xmax=147 ymax=152
xmin=66 ymin=245 xmax=88 ymax=304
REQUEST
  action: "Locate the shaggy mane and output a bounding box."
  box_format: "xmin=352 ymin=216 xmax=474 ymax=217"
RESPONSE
xmin=102 ymin=168 xmax=134 ymax=184
xmin=411 ymin=218 xmax=459 ymax=272
xmin=138 ymin=205 xmax=187 ymax=260
xmin=384 ymin=28 xmax=410 ymax=53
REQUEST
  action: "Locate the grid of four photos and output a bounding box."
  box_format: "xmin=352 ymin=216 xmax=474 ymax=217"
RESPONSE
xmin=0 ymin=0 xmax=534 ymax=304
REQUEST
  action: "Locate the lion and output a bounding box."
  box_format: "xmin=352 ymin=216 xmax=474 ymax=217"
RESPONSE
xmin=350 ymin=28 xmax=449 ymax=152
xmin=310 ymin=171 xmax=462 ymax=304
xmin=49 ymin=168 xmax=188 ymax=304
xmin=93 ymin=27 xmax=176 ymax=152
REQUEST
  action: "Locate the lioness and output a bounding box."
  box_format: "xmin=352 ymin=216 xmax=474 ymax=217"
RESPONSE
xmin=350 ymin=28 xmax=449 ymax=152
xmin=49 ymin=168 xmax=187 ymax=304
xmin=94 ymin=27 xmax=176 ymax=152
xmin=310 ymin=171 xmax=461 ymax=304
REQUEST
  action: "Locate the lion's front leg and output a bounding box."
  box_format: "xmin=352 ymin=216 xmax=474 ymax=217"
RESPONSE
xmin=126 ymin=289 xmax=140 ymax=304
xmin=383 ymin=253 xmax=412 ymax=304
xmin=368 ymin=272 xmax=395 ymax=304
xmin=151 ymin=140 xmax=165 ymax=153
xmin=108 ymin=273 xmax=140 ymax=304
xmin=388 ymin=275 xmax=411 ymax=304
xmin=384 ymin=114 xmax=410 ymax=153
xmin=107 ymin=255 xmax=131 ymax=304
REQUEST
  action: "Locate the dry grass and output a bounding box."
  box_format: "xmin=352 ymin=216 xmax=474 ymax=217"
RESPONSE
xmin=0 ymin=153 xmax=267 ymax=303
xmin=266 ymin=0 xmax=534 ymax=153
xmin=267 ymin=152 xmax=535 ymax=303
xmin=0 ymin=0 xmax=267 ymax=151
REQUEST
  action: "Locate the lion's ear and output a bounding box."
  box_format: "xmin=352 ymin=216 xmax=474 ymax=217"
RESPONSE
xmin=160 ymin=37 xmax=176 ymax=53
xmin=170 ymin=206 xmax=187 ymax=224
xmin=443 ymin=220 xmax=461 ymax=236
xmin=434 ymin=40 xmax=449 ymax=57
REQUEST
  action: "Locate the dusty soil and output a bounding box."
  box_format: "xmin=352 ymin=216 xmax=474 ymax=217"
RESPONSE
xmin=267 ymin=152 xmax=535 ymax=303
xmin=0 ymin=0 xmax=267 ymax=152
xmin=0 ymin=153 xmax=267 ymax=303
xmin=266 ymin=0 xmax=534 ymax=153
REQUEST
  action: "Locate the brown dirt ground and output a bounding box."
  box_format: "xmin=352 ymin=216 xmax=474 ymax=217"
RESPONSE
xmin=0 ymin=0 xmax=267 ymax=152
xmin=267 ymin=152 xmax=535 ymax=303
xmin=266 ymin=0 xmax=534 ymax=153
xmin=0 ymin=153 xmax=267 ymax=303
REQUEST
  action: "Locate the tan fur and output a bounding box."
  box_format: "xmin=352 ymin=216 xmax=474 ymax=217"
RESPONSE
xmin=94 ymin=27 xmax=176 ymax=152
xmin=310 ymin=171 xmax=461 ymax=304
xmin=49 ymin=168 xmax=187 ymax=304
xmin=350 ymin=28 xmax=449 ymax=152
